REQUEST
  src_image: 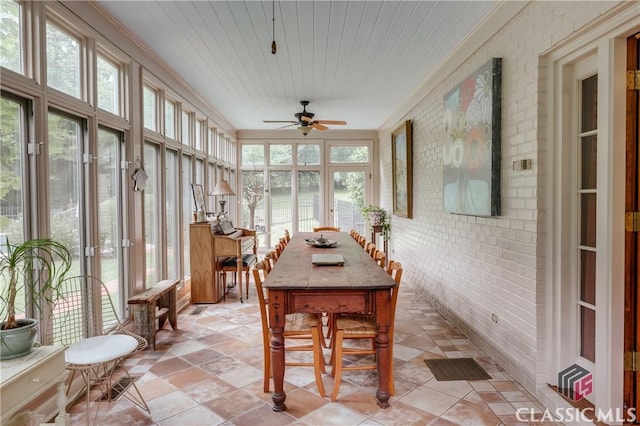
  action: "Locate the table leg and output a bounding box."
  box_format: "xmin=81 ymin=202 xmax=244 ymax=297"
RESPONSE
xmin=268 ymin=289 xmax=287 ymax=411
xmin=375 ymin=289 xmax=391 ymax=408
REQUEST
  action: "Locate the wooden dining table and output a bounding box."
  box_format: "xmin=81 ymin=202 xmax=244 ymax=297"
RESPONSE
xmin=263 ymin=231 xmax=397 ymax=411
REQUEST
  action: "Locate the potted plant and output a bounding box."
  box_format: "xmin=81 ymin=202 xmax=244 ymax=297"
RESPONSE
xmin=0 ymin=238 xmax=72 ymax=359
xmin=361 ymin=205 xmax=391 ymax=241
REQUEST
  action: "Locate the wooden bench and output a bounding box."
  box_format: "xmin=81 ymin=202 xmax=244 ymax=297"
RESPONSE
xmin=128 ymin=279 xmax=180 ymax=350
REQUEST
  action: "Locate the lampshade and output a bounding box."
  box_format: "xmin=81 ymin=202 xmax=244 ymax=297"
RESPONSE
xmin=298 ymin=126 xmax=312 ymax=136
xmin=210 ymin=178 xmax=235 ymax=196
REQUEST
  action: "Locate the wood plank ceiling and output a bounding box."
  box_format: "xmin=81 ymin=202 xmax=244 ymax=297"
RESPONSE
xmin=95 ymin=1 xmax=497 ymax=132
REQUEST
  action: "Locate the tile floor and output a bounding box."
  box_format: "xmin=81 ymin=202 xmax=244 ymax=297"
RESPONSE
xmin=68 ymin=281 xmax=559 ymax=425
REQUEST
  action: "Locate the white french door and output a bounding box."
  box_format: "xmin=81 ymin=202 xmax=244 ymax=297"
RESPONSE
xmin=327 ymin=166 xmax=371 ymax=235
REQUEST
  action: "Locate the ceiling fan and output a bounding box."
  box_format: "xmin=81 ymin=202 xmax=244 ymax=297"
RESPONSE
xmin=263 ymin=100 xmax=347 ymax=135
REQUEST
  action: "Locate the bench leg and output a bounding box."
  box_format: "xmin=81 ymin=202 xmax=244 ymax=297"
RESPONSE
xmin=168 ymin=288 xmax=177 ymax=330
xmin=132 ymin=304 xmax=155 ymax=350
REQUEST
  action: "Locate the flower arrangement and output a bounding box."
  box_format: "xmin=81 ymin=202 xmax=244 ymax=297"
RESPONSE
xmin=360 ymin=205 xmax=391 ymax=241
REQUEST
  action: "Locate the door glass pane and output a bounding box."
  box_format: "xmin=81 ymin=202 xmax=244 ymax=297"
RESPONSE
xmin=165 ymin=149 xmax=180 ymax=279
xmin=270 ymin=144 xmax=292 ymax=165
xmin=46 ymin=22 xmax=80 ymax=99
xmin=48 ymin=111 xmax=82 ymax=266
xmin=579 ymin=193 xmax=596 ymax=248
xmin=580 ymin=306 xmax=596 ymax=362
xmin=333 ymin=171 xmax=365 ymax=232
xmin=270 ymin=171 xmax=292 ymax=241
xmin=329 ymin=146 xmax=369 ymax=163
xmin=144 ymin=142 xmax=160 ymax=287
xmin=297 ymin=171 xmax=319 ymax=232
xmin=580 ymin=250 xmax=596 ymax=305
xmin=581 ymin=75 xmax=597 ymax=133
xmin=581 ymin=135 xmax=597 ymax=190
xmin=241 ymin=171 xmax=264 ymax=246
xmin=0 ymin=0 xmax=22 ymax=73
xmin=96 ymin=128 xmax=122 ymax=316
xmin=182 ymin=154 xmax=192 ymax=277
xmin=297 ymin=144 xmax=320 ymax=165
xmin=97 ymin=55 xmax=119 ymax=115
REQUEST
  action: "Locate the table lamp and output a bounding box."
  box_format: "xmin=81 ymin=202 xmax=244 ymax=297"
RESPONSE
xmin=210 ymin=177 xmax=235 ymax=217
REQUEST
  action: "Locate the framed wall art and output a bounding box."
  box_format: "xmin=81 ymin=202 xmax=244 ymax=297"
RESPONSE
xmin=191 ymin=183 xmax=205 ymax=211
xmin=392 ymin=120 xmax=413 ymax=218
xmin=442 ymin=58 xmax=502 ymax=216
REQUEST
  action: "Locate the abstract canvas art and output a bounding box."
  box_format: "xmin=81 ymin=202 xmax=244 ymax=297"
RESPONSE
xmin=443 ymin=58 xmax=501 ymax=216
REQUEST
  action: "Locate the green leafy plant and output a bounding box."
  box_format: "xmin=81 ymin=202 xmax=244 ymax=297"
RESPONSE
xmin=0 ymin=239 xmax=72 ymax=330
xmin=361 ymin=205 xmax=391 ymax=241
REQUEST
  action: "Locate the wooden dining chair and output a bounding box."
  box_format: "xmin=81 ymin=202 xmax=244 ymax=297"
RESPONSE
xmin=373 ymin=250 xmax=386 ymax=268
xmin=252 ymin=261 xmax=327 ymax=396
xmin=313 ymin=226 xmax=340 ymax=232
xmin=284 ymin=229 xmax=291 ymax=243
xmin=357 ymin=235 xmax=366 ymax=248
xmin=365 ymin=242 xmax=376 ymax=257
xmin=329 ymin=262 xmax=403 ymax=401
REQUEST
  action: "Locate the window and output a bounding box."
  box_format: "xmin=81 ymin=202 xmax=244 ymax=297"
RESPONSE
xmin=144 ymin=142 xmax=161 ymax=287
xmin=195 ymin=119 xmax=204 ymax=151
xmin=297 ymin=144 xmax=320 ymax=165
xmin=182 ymin=154 xmax=192 ymax=278
xmin=96 ymin=55 xmax=120 ymax=115
xmin=0 ymin=95 xmax=26 ymax=243
xmin=242 ymin=144 xmax=265 ymax=167
xmin=47 ymin=111 xmax=82 ymax=262
xmin=0 ymin=0 xmax=22 ymax=73
xmin=208 ymin=127 xmax=216 ymax=156
xmin=165 ymin=149 xmax=180 ymax=280
xmin=96 ymin=127 xmax=125 ymax=316
xmin=165 ymin=99 xmax=175 ymax=139
xmin=46 ymin=22 xmax=81 ymax=99
xmin=181 ymin=110 xmax=191 ymax=146
xmin=143 ymin=84 xmax=157 ymax=132
xmin=329 ymin=145 xmax=369 ymax=163
xmin=270 ymin=144 xmax=292 ymax=165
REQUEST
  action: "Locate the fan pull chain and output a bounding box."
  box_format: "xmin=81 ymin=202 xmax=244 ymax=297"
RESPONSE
xmin=271 ymin=0 xmax=277 ymax=54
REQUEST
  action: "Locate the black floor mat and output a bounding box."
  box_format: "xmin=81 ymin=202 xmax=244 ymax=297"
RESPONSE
xmin=424 ymin=358 xmax=492 ymax=381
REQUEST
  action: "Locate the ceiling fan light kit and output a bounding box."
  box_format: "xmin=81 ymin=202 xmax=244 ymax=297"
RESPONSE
xmin=263 ymin=100 xmax=347 ymax=134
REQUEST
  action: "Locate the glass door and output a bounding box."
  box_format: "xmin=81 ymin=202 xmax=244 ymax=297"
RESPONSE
xmin=328 ymin=167 xmax=370 ymax=235
xmin=96 ymin=127 xmax=126 ymax=314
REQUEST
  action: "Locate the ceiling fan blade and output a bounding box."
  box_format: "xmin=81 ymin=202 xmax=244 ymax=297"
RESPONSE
xmin=263 ymin=120 xmax=297 ymax=123
xmin=311 ymin=123 xmax=328 ymax=131
xmin=315 ymin=120 xmax=347 ymax=125
xmin=278 ymin=123 xmax=298 ymax=129
xmin=300 ymin=116 xmax=313 ymax=123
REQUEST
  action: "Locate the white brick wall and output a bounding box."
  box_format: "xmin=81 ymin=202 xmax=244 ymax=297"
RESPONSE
xmin=377 ymin=1 xmax=625 ymax=396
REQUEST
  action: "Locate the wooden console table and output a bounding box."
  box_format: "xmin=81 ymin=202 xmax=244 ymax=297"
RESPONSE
xmin=0 ymin=346 xmax=69 ymax=425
